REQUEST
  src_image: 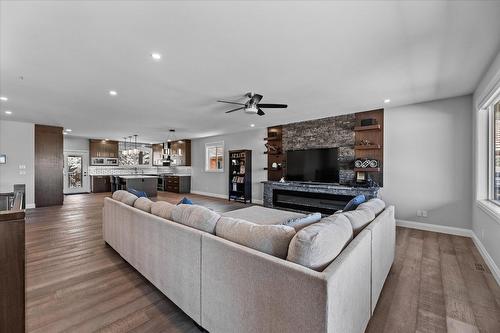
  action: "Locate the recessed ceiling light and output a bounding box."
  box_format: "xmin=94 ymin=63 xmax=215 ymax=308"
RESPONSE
xmin=384 ymin=98 xmax=391 ymax=104
xmin=250 ymin=124 xmax=255 ymax=127
xmin=151 ymin=52 xmax=162 ymax=60
xmin=4 ymin=110 xmax=12 ymax=115
xmin=66 ymin=129 xmax=72 ymax=132
xmin=0 ymin=96 xmax=7 ymax=101
xmin=109 ymin=90 xmax=117 ymax=96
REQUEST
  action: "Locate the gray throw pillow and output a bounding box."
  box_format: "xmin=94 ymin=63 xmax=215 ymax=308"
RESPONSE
xmin=283 ymin=213 xmax=322 ymax=231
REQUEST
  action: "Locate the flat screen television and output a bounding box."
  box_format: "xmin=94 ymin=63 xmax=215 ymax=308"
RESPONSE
xmin=286 ymin=148 xmax=339 ymax=183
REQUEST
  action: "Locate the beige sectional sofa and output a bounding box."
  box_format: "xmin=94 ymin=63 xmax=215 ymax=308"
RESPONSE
xmin=103 ymin=191 xmax=395 ymax=333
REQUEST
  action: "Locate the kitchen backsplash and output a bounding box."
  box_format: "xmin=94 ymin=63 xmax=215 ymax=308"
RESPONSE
xmin=89 ymin=165 xmax=192 ymax=176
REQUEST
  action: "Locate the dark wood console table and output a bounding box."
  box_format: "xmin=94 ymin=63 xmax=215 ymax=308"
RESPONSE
xmin=0 ymin=191 xmax=25 ymax=333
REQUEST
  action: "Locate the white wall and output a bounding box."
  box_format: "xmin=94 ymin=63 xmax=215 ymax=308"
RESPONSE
xmin=191 ymin=128 xmax=267 ymax=203
xmin=473 ymin=50 xmax=500 ymax=271
xmin=64 ymin=136 xmax=89 ymax=151
xmin=0 ymin=120 xmax=35 ymax=207
xmin=380 ymin=95 xmax=473 ymax=229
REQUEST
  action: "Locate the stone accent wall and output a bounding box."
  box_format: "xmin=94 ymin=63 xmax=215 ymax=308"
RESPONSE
xmin=282 ymin=114 xmax=356 ymax=184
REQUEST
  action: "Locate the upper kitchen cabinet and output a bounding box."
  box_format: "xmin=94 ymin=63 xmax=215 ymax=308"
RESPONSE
xmin=171 ymin=139 xmax=191 ymax=166
xmin=89 ymin=139 xmax=119 ymax=158
xmin=152 ymin=144 xmax=164 ymax=166
xmin=153 ymin=140 xmax=191 ymax=166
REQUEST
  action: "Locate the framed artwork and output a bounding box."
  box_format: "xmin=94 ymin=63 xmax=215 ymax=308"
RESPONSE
xmin=0 ymin=154 xmax=6 ymax=164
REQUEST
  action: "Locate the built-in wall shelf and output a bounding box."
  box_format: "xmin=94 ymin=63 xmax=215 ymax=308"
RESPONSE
xmin=265 ymin=126 xmax=285 ymax=181
xmin=354 ymin=145 xmax=381 ymax=150
xmin=354 ymin=167 xmax=381 ymax=172
xmin=354 ymin=124 xmax=381 ymax=131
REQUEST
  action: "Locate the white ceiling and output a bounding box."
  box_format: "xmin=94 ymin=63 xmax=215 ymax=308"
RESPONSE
xmin=1 ymin=0 xmax=500 ymax=142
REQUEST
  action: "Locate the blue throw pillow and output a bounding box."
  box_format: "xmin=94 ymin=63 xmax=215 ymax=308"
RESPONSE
xmin=177 ymin=197 xmax=193 ymax=205
xmin=127 ymin=188 xmax=147 ymax=198
xmin=343 ymin=194 xmax=366 ymax=212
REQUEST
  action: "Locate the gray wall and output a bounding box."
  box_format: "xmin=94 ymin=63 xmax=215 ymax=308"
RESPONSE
xmin=380 ymin=95 xmax=473 ymax=229
xmin=0 ymin=120 xmax=35 ymax=207
xmin=64 ymin=136 xmax=89 ymax=151
xmin=191 ymin=128 xmax=267 ymax=203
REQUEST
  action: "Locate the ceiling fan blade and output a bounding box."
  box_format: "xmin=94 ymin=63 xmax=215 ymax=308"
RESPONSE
xmin=257 ymin=103 xmax=288 ymax=108
xmin=225 ymin=107 xmax=245 ymax=113
xmin=257 ymin=108 xmax=265 ymax=116
xmin=218 ymin=100 xmax=245 ymax=106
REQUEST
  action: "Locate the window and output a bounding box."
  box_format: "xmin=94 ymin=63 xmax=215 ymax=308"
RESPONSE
xmin=205 ymin=141 xmax=224 ymax=172
xmin=490 ymin=100 xmax=500 ymax=202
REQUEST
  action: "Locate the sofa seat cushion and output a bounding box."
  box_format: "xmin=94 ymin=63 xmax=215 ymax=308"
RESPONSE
xmin=358 ymin=198 xmax=386 ymax=216
xmin=134 ymin=197 xmax=154 ymax=213
xmin=222 ymin=206 xmax=306 ymax=225
xmin=283 ymin=212 xmax=322 ymax=231
xmin=215 ymin=217 xmax=296 ymax=259
xmin=151 ymin=201 xmax=176 ymax=220
xmin=112 ymin=190 xmax=138 ymax=206
xmin=287 ymin=214 xmax=353 ymax=271
xmin=171 ymin=204 xmax=221 ymax=234
xmin=341 ymin=207 xmax=375 ymax=235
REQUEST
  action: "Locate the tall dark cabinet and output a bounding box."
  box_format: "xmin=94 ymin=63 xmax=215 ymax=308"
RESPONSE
xmin=228 ymin=150 xmax=252 ymax=203
xmin=35 ymin=124 xmax=63 ymax=207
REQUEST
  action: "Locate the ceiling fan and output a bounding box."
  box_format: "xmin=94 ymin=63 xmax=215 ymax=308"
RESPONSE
xmin=218 ymin=92 xmax=287 ymax=116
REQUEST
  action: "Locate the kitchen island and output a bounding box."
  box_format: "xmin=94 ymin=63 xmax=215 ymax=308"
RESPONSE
xmin=119 ymin=175 xmax=158 ymax=197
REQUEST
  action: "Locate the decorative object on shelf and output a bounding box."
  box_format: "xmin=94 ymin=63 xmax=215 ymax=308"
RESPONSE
xmin=265 ymin=143 xmax=281 ymax=154
xmin=356 ymin=171 xmax=366 ymax=184
xmin=0 ymin=154 xmax=6 ymax=164
xmin=354 ymin=159 xmax=378 ymax=168
xmin=228 ymin=149 xmax=252 ymax=203
xmin=360 ymin=118 xmax=377 ymax=127
xmin=279 ymin=177 xmax=285 ymax=183
xmin=358 ymin=139 xmax=372 ymax=146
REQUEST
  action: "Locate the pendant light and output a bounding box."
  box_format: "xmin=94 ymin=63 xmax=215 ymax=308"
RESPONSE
xmin=122 ymin=137 xmax=128 ymax=156
xmin=163 ymin=129 xmax=176 ymax=163
xmin=133 ymin=135 xmax=138 ymax=154
xmin=128 ymin=136 xmax=133 ymax=155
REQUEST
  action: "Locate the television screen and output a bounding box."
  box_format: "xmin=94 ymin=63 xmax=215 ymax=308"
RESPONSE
xmin=286 ymin=148 xmax=339 ymax=183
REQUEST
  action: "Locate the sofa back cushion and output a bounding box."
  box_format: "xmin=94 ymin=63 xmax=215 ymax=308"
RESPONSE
xmin=358 ymin=198 xmax=386 ymax=216
xmin=283 ymin=212 xmax=322 ymax=231
xmin=287 ymin=214 xmax=353 ymax=271
xmin=112 ymin=190 xmax=138 ymax=206
xmin=134 ymin=197 xmax=154 ymax=213
xmin=215 ymin=217 xmax=296 ymax=259
xmin=151 ymin=201 xmax=176 ymax=220
xmin=341 ymin=207 xmax=375 ymax=235
xmin=171 ymin=204 xmax=221 ymax=234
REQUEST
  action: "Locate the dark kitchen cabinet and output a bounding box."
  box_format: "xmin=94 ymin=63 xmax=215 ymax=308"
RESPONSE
xmin=91 ymin=176 xmax=111 ymax=193
xmin=89 ymin=139 xmax=119 ymax=158
xmin=165 ymin=176 xmax=191 ymax=193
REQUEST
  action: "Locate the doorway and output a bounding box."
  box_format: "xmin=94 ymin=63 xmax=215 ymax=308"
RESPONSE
xmin=63 ymin=151 xmax=90 ymax=194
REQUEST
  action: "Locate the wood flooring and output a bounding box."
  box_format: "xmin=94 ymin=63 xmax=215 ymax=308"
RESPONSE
xmin=25 ymin=193 xmax=500 ymax=332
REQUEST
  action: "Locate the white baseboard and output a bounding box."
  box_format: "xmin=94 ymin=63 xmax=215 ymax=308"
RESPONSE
xmin=397 ymin=219 xmax=500 ymax=286
xmin=471 ymin=233 xmax=500 ymax=286
xmin=396 ymin=219 xmax=473 ymax=237
xmin=190 ymin=190 xmax=227 ymax=200
xmin=190 ymin=191 xmax=262 ymax=205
